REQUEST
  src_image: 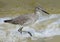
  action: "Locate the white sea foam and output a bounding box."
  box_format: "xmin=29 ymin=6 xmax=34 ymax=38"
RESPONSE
xmin=0 ymin=14 xmax=60 ymax=42
xmin=0 ymin=17 xmax=11 ymax=24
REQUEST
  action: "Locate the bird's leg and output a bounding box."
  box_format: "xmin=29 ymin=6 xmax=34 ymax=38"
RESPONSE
xmin=18 ymin=27 xmax=23 ymax=33
xmin=18 ymin=27 xmax=32 ymax=36
xmin=22 ymin=31 xmax=32 ymax=36
xmin=27 ymin=31 xmax=32 ymax=36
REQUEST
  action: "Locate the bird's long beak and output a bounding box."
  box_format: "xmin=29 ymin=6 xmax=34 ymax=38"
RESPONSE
xmin=35 ymin=6 xmax=49 ymax=14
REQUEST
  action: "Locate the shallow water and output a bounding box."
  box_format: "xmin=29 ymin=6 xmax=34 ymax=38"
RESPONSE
xmin=0 ymin=14 xmax=60 ymax=42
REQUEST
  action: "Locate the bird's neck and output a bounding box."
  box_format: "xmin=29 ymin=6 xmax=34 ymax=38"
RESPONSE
xmin=35 ymin=10 xmax=44 ymax=17
xmin=35 ymin=10 xmax=48 ymax=17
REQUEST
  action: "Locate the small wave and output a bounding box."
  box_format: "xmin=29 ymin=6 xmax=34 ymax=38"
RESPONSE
xmin=0 ymin=14 xmax=60 ymax=42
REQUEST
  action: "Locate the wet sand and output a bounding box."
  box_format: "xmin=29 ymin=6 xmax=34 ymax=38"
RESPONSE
xmin=0 ymin=0 xmax=60 ymax=42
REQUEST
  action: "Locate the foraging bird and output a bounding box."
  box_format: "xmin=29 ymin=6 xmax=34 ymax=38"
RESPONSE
xmin=4 ymin=6 xmax=49 ymax=36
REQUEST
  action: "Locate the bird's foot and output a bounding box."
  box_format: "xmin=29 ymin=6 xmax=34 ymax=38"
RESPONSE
xmin=18 ymin=27 xmax=23 ymax=33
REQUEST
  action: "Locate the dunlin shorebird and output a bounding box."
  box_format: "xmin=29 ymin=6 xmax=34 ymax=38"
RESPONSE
xmin=4 ymin=6 xmax=49 ymax=36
